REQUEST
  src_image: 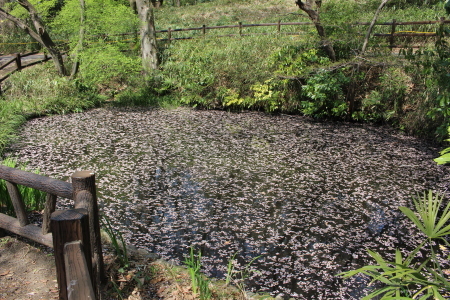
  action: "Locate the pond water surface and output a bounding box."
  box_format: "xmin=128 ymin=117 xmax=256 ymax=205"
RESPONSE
xmin=5 ymin=107 xmax=449 ymax=299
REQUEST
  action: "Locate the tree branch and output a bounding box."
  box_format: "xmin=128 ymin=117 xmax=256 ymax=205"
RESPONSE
xmin=0 ymin=1 xmax=67 ymax=75
xmin=0 ymin=8 xmax=43 ymax=44
xmin=361 ymin=0 xmax=390 ymax=54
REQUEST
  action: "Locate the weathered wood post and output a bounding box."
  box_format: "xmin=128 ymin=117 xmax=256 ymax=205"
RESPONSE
xmin=6 ymin=181 xmax=29 ymax=227
xmin=277 ymin=20 xmax=281 ymax=33
xmin=389 ymin=19 xmax=397 ymax=50
xmin=202 ymin=24 xmax=206 ymax=36
xmin=71 ymin=171 xmax=105 ymax=292
xmin=65 ymin=241 xmax=96 ymax=300
xmin=439 ymin=17 xmax=446 ymax=44
xmin=239 ymin=22 xmax=243 ymax=36
xmin=51 ymin=208 xmax=93 ymax=300
xmin=168 ymin=27 xmax=172 ymax=41
xmin=15 ymin=53 xmax=21 ymax=70
xmin=42 ymin=193 xmax=57 ymax=234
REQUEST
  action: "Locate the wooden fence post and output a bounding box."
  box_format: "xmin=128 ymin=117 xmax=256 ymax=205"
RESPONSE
xmin=389 ymin=19 xmax=397 ymax=50
xmin=71 ymin=171 xmax=105 ymax=291
xmin=202 ymin=24 xmax=206 ymax=36
xmin=390 ymin=19 xmax=397 ymax=49
xmin=51 ymin=208 xmax=93 ymax=300
xmin=6 ymin=182 xmax=29 ymax=227
xmin=42 ymin=193 xmax=57 ymax=234
xmin=277 ymin=20 xmax=281 ymax=33
xmin=15 ymin=53 xmax=21 ymax=70
xmin=239 ymin=22 xmax=243 ymax=36
xmin=439 ymin=17 xmax=446 ymax=44
xmin=168 ymin=27 xmax=172 ymax=41
xmin=65 ymin=241 xmax=96 ymax=300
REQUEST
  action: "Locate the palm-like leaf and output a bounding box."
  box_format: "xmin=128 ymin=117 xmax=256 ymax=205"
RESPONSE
xmin=399 ymin=191 xmax=450 ymax=239
xmin=340 ymin=191 xmax=450 ymax=299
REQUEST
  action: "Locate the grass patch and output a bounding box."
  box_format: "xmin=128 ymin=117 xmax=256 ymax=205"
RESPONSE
xmin=0 ymin=158 xmax=46 ymax=215
xmin=0 ymin=62 xmax=104 ymax=155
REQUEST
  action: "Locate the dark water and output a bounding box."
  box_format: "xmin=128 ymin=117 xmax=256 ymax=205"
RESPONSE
xmin=5 ymin=107 xmax=449 ymax=299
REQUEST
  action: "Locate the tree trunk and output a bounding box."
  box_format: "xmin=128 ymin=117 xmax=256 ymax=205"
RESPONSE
xmin=135 ymin=0 xmax=159 ymax=72
xmin=295 ymin=0 xmax=336 ymax=61
xmin=361 ymin=0 xmax=390 ymax=54
xmin=70 ymin=0 xmax=86 ymax=78
xmin=129 ymin=0 xmax=138 ymax=13
xmin=0 ymin=1 xmax=67 ymax=76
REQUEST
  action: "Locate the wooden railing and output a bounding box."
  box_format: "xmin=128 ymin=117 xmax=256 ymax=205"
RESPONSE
xmin=152 ymin=18 xmax=450 ymax=42
xmin=0 ymin=166 xmax=104 ymax=300
xmin=0 ymin=52 xmax=51 ymax=84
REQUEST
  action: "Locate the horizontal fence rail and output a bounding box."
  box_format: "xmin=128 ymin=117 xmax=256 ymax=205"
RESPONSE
xmin=1 ymin=17 xmax=449 ymax=47
xmin=152 ymin=18 xmax=450 ymax=41
xmin=0 ymin=51 xmax=51 ymax=86
xmin=0 ymin=165 xmax=73 ymax=198
xmin=0 ymin=17 xmax=448 ymax=67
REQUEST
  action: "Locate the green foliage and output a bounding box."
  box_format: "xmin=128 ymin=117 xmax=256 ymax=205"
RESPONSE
xmin=0 ymin=158 xmax=46 ymax=215
xmin=269 ymin=47 xmax=330 ymax=77
xmin=160 ymin=35 xmax=300 ymax=109
xmin=221 ymin=78 xmax=290 ymax=112
xmin=339 ymin=191 xmax=450 ymax=299
xmin=385 ymin=0 xmax=442 ymax=9
xmin=353 ymin=66 xmax=411 ymax=123
xmin=7 ymin=0 xmax=65 ymax=23
xmin=50 ymin=0 xmax=138 ymax=43
xmin=225 ymin=251 xmax=238 ymax=286
xmin=301 ymin=69 xmax=350 ymax=118
xmin=101 ymin=214 xmax=129 ymax=269
xmin=77 ymin=44 xmax=141 ymax=90
xmin=250 ymin=79 xmax=283 ymax=112
xmin=49 ymin=0 xmax=141 ymax=95
xmin=0 ymin=100 xmax=26 ymax=155
xmin=2 ymin=63 xmax=103 ymax=115
xmin=434 ymin=128 xmax=450 ymax=165
xmin=400 ymin=32 xmax=450 ymax=138
xmin=183 ymin=246 xmax=212 ymax=300
xmin=0 ymin=63 xmax=102 ymax=156
xmin=225 ymin=252 xmax=262 ymax=297
xmin=400 ymin=191 xmax=450 ymax=239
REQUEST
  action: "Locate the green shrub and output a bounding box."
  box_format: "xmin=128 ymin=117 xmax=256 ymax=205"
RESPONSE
xmin=160 ymin=35 xmax=302 ymax=108
xmin=301 ymin=68 xmax=350 ymax=118
xmin=78 ymin=44 xmax=142 ymax=91
xmin=50 ymin=0 xmax=138 ymax=46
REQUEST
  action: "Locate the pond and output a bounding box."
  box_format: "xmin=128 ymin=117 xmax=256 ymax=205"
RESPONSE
xmin=5 ymin=107 xmax=449 ymax=299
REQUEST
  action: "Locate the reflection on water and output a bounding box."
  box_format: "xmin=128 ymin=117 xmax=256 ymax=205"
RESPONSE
xmin=6 ymin=107 xmax=449 ymax=299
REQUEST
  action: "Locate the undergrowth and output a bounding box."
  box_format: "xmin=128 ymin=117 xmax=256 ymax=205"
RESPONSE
xmin=0 ymin=157 xmax=46 ymax=215
xmin=0 ymin=63 xmax=103 ymax=154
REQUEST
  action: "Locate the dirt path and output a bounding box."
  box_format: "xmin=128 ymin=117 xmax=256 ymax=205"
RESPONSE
xmin=0 ymin=234 xmax=264 ymax=300
xmin=0 ymin=236 xmax=58 ymax=300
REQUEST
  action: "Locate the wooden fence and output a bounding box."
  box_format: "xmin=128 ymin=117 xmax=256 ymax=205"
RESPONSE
xmin=0 ymin=166 xmax=105 ymax=300
xmin=78 ymin=17 xmax=450 ymax=43
xmin=0 ymin=52 xmax=50 ymax=83
xmin=1 ymin=17 xmax=449 ymax=81
xmin=154 ymin=18 xmax=450 ymax=46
